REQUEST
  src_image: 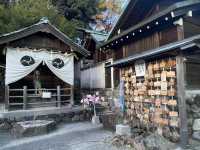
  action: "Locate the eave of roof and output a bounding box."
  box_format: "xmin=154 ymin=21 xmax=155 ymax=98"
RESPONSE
xmin=106 ymin=34 xmax=200 ymax=68
xmin=76 ymin=27 xmax=108 ymax=36
xmin=76 ymin=27 xmax=108 ymax=43
xmin=100 ymin=0 xmax=200 ymax=50
xmin=0 ymin=19 xmax=90 ymax=57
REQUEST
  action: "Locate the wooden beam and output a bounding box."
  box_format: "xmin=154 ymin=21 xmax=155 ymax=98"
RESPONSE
xmin=57 ymin=85 xmax=61 ymax=107
xmin=176 ymin=55 xmax=188 ymax=147
xmin=23 ymin=86 xmax=27 ymax=110
xmin=70 ymin=86 xmax=74 ymax=106
xmin=5 ymin=85 xmax=9 ymax=110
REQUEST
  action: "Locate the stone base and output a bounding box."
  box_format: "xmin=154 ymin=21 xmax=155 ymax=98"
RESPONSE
xmin=193 ymin=131 xmax=200 ymax=141
xmin=11 ymin=120 xmax=56 ymax=137
xmin=0 ymin=121 xmax=12 ymax=130
xmin=193 ymin=119 xmax=200 ymax=131
xmin=92 ymin=116 xmax=100 ymax=125
xmin=116 ymin=124 xmax=131 ymax=137
xmin=101 ymin=112 xmax=117 ymax=130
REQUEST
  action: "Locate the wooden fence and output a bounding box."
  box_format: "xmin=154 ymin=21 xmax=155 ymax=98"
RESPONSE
xmin=5 ymin=85 xmax=74 ymax=110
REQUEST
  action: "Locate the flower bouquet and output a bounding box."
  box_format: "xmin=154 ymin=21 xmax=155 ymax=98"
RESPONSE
xmin=81 ymin=94 xmax=104 ymax=124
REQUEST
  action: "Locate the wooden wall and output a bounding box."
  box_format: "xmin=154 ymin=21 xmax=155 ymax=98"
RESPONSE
xmin=95 ymin=25 xmax=183 ymax=63
xmin=185 ymin=55 xmax=200 ymax=89
xmin=120 ymin=26 xmax=183 ymax=58
xmin=95 ymin=49 xmax=113 ymax=63
xmin=9 ymin=32 xmax=71 ymax=53
xmin=5 ymin=31 xmax=75 ymax=89
xmin=184 ymin=21 xmax=200 ymax=38
xmin=81 ymin=63 xmax=105 ymax=89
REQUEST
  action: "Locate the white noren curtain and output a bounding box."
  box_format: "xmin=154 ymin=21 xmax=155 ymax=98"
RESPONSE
xmin=5 ymin=48 xmax=74 ymax=85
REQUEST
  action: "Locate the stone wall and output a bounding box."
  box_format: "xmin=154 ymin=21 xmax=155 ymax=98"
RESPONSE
xmin=186 ymin=90 xmax=200 ymax=139
xmin=0 ymin=109 xmax=92 ymax=130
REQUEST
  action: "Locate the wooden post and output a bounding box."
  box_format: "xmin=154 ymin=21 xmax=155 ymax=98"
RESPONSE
xmin=176 ymin=55 xmax=188 ymax=147
xmin=5 ymin=85 xmax=9 ymax=111
xmin=23 ymin=86 xmax=27 ymax=110
xmin=70 ymin=86 xmax=74 ymax=106
xmin=57 ymin=85 xmax=61 ymax=107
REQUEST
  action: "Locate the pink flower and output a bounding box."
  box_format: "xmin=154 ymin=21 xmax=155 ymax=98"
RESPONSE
xmin=82 ymin=94 xmax=104 ymax=105
xmin=95 ymin=96 xmax=100 ymax=103
xmin=101 ymin=97 xmax=105 ymax=102
xmin=86 ymin=95 xmax=92 ymax=99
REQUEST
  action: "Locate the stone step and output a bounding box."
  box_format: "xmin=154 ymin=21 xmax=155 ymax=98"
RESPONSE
xmin=11 ymin=120 xmax=56 ymax=137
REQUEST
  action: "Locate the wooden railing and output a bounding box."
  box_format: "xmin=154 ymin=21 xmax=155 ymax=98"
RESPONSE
xmin=5 ymin=85 xmax=74 ymax=111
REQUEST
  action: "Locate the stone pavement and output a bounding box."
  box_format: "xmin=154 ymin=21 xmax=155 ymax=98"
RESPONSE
xmin=0 ymin=122 xmax=132 ymax=150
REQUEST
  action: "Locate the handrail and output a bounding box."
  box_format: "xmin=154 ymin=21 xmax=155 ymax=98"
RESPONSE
xmin=5 ymin=85 xmax=73 ymax=111
xmin=9 ymin=100 xmax=70 ymax=106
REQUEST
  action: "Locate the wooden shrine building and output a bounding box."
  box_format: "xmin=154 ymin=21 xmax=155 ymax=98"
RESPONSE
xmin=98 ymin=0 xmax=200 ymax=147
xmin=0 ymin=18 xmax=89 ymax=111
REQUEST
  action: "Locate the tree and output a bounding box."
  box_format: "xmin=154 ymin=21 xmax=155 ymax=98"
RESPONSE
xmin=53 ymin=0 xmax=99 ymax=24
xmin=0 ymin=0 xmax=84 ymax=38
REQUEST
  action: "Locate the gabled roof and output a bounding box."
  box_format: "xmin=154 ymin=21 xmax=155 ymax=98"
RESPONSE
xmin=107 ymin=0 xmax=158 ymax=40
xmin=77 ymin=27 xmax=108 ymax=43
xmin=0 ymin=18 xmax=90 ymax=57
xmin=107 ymin=34 xmax=200 ymax=67
xmin=101 ymin=0 xmax=200 ymax=50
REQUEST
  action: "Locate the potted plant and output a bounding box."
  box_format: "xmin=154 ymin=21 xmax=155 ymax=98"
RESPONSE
xmin=81 ymin=94 xmax=104 ymax=124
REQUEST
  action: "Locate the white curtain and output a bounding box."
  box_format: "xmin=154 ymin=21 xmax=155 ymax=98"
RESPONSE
xmin=5 ymin=48 xmax=74 ymax=85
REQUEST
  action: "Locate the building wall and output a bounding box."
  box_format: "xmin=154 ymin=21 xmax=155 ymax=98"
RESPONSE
xmin=119 ymin=26 xmax=183 ymax=58
xmin=81 ymin=63 xmax=106 ymax=89
xmin=10 ymin=32 xmax=71 ymax=53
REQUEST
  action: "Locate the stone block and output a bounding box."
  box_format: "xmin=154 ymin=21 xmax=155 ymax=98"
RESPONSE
xmin=193 ymin=131 xmax=200 ymax=141
xmin=62 ymin=115 xmax=72 ymax=123
xmin=143 ymin=133 xmax=175 ymax=150
xmin=0 ymin=121 xmax=12 ymax=130
xmin=79 ymin=114 xmax=85 ymax=121
xmin=11 ymin=120 xmax=56 ymax=137
xmin=101 ymin=112 xmax=117 ymax=130
xmin=116 ymin=124 xmax=131 ymax=137
xmin=72 ymin=115 xmax=80 ymax=122
xmin=193 ymin=119 xmax=200 ymax=131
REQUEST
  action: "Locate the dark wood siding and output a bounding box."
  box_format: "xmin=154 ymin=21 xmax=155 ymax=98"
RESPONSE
xmin=184 ymin=21 xmax=200 ymax=38
xmin=159 ymin=26 xmax=180 ymax=45
xmin=9 ymin=32 xmax=71 ymax=52
xmin=125 ymin=32 xmax=160 ymax=57
xmin=121 ymin=26 xmax=181 ymax=57
xmin=114 ymin=47 xmax=123 ymax=60
xmin=185 ymin=55 xmax=200 ymax=89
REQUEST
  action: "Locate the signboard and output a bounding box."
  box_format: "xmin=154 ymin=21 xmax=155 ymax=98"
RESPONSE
xmin=42 ymin=92 xmax=52 ymax=98
xmin=135 ymin=60 xmax=146 ymax=77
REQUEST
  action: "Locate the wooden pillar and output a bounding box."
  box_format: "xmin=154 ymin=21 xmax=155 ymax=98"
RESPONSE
xmin=5 ymin=85 xmax=9 ymax=110
xmin=176 ymin=55 xmax=188 ymax=147
xmin=57 ymin=85 xmax=61 ymax=107
xmin=23 ymin=86 xmax=27 ymax=110
xmin=70 ymin=86 xmax=74 ymax=106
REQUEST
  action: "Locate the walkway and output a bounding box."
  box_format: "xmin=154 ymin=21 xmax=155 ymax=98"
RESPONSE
xmin=0 ymin=122 xmax=131 ymax=150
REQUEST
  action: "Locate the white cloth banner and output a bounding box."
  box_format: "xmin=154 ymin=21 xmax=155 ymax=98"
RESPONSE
xmin=5 ymin=48 xmax=74 ymax=85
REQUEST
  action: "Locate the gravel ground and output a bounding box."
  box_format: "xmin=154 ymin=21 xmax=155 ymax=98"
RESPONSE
xmin=0 ymin=122 xmax=131 ymax=150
